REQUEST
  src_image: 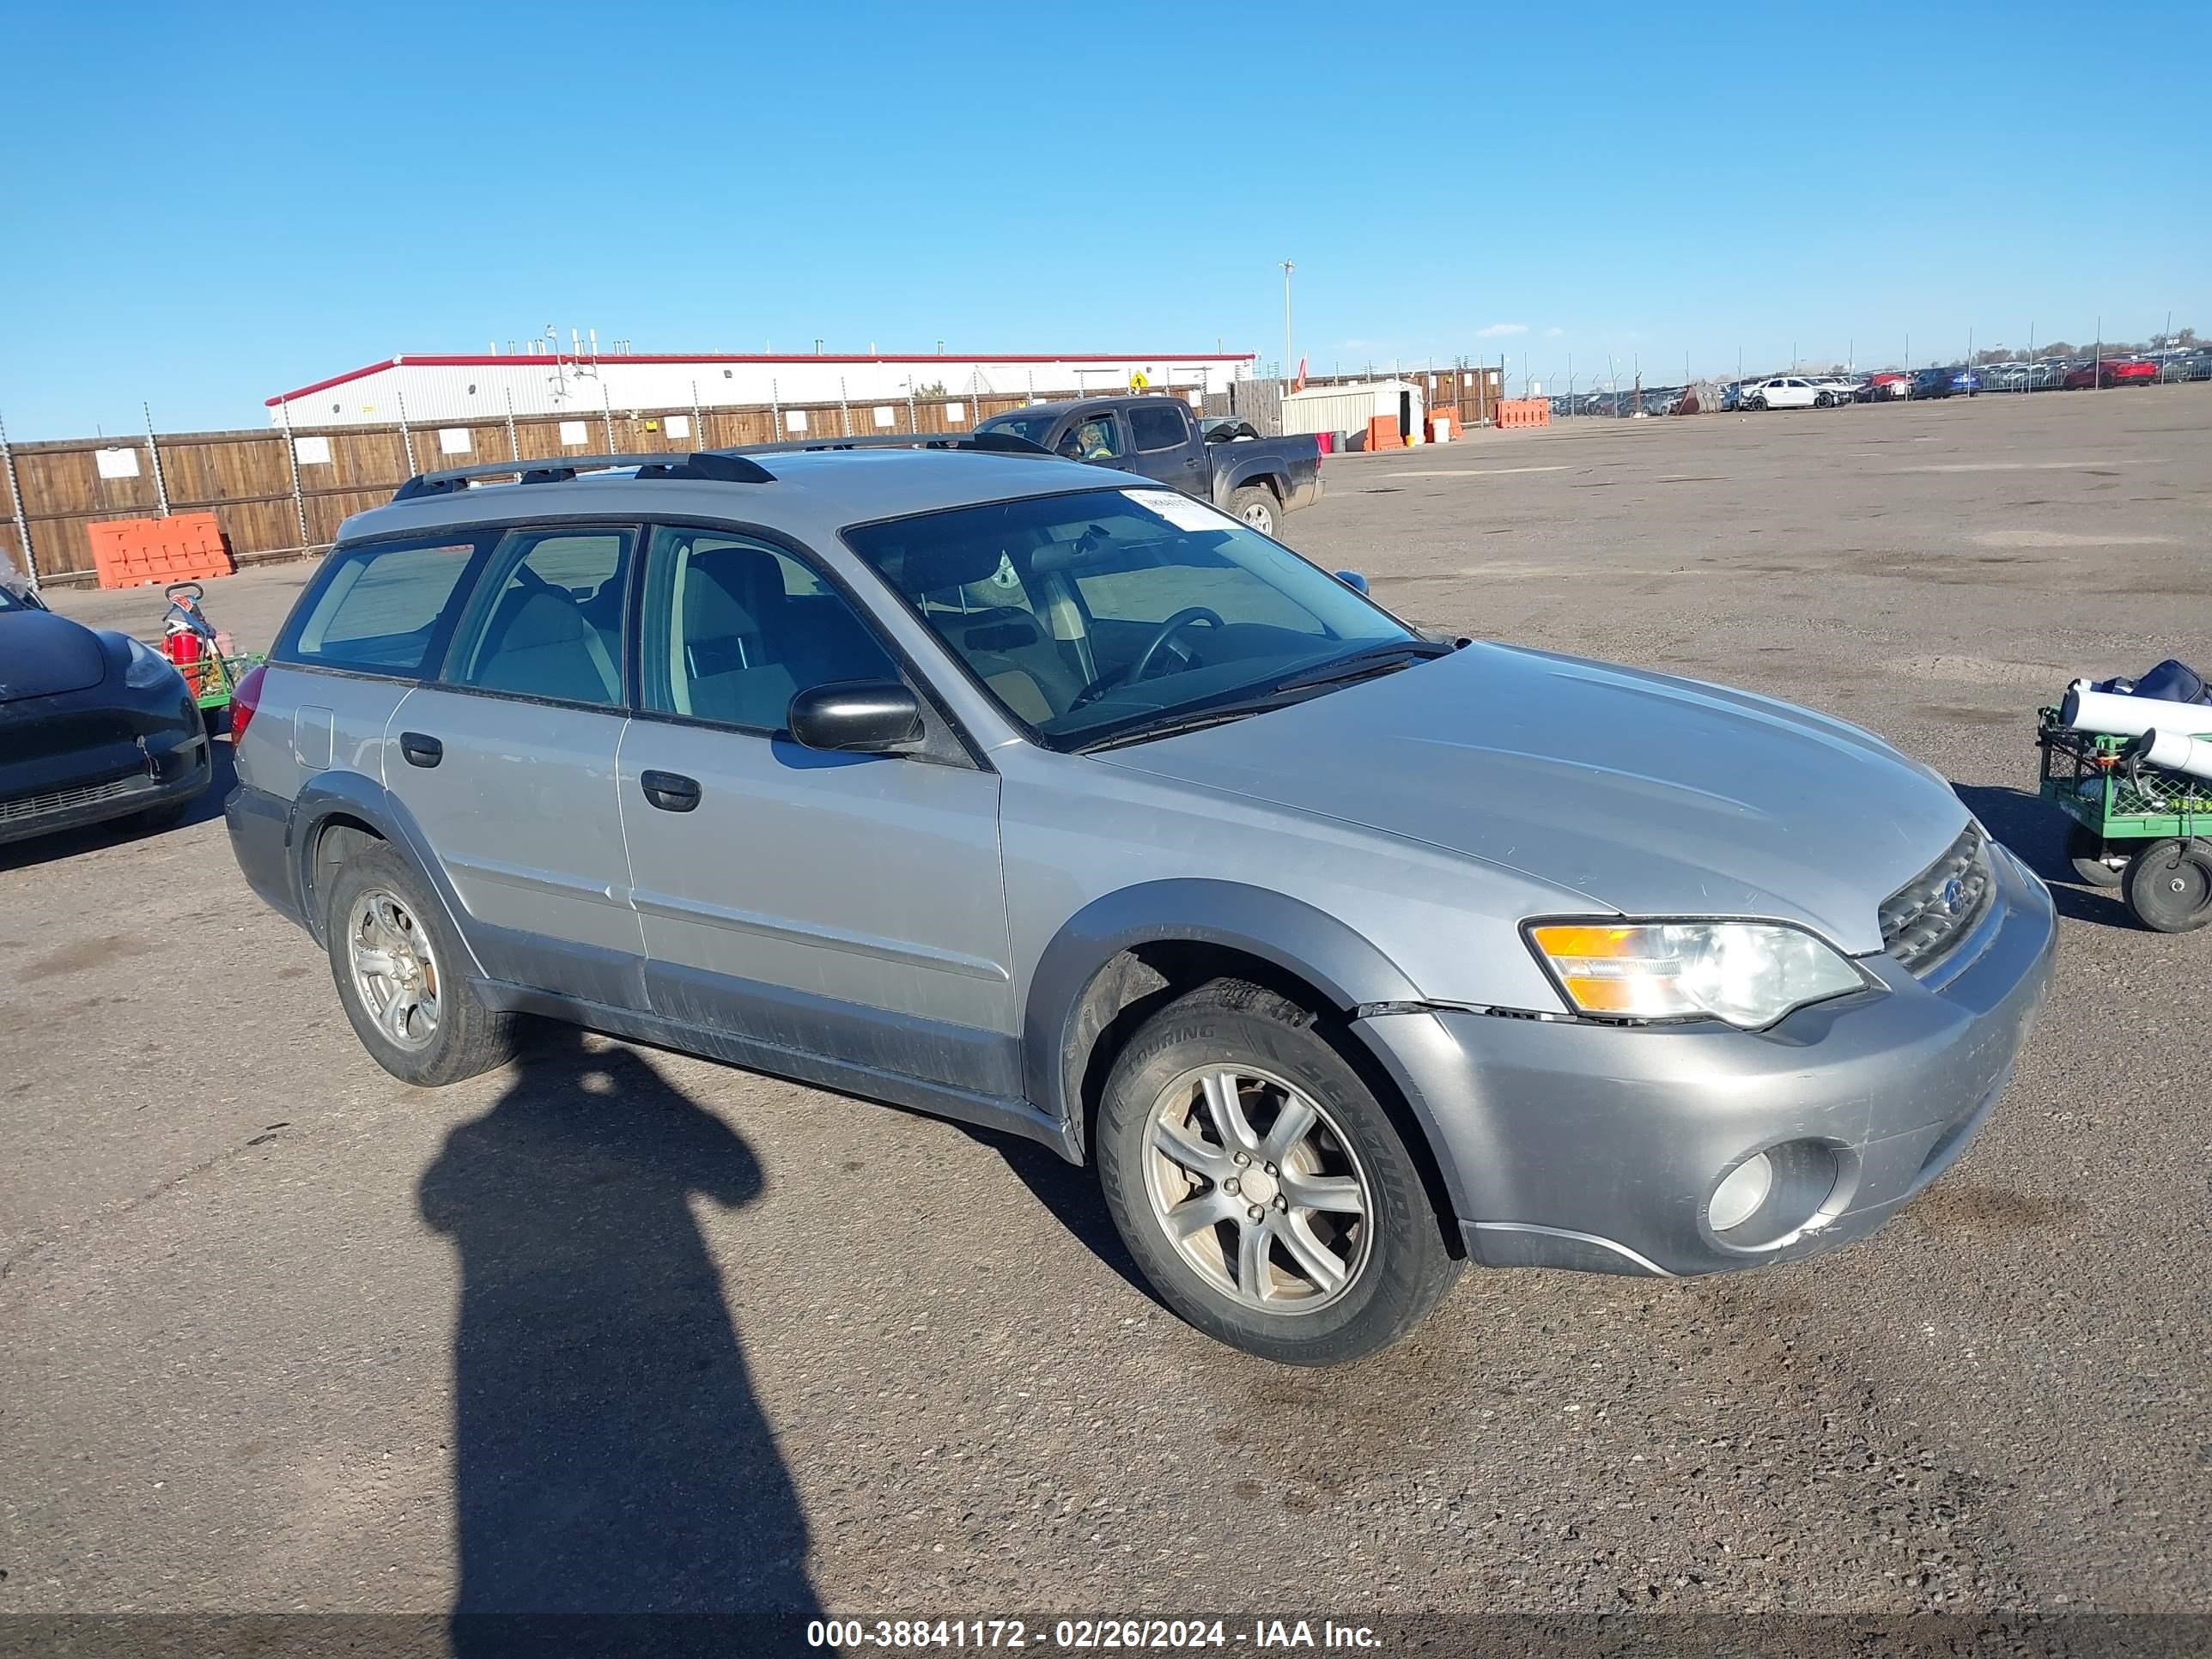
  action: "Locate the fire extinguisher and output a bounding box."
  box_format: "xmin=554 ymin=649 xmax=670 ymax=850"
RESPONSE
xmin=162 ymin=582 xmax=214 ymax=690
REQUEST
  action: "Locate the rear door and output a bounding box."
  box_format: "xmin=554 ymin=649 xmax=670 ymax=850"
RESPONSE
xmin=1123 ymin=399 xmax=1206 ymax=495
xmin=616 ymin=523 xmax=1018 ymax=1097
xmin=381 ymin=523 xmax=647 ymax=1008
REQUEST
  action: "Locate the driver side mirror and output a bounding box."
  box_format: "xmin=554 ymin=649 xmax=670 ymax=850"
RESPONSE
xmin=1333 ymin=569 xmax=1370 ymax=594
xmin=787 ymin=681 xmax=923 ymax=752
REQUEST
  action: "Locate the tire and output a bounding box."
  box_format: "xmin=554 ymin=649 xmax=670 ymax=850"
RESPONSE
xmin=325 ymin=843 xmax=515 ymax=1085
xmin=2065 ymin=822 xmax=2125 ymax=889
xmin=1095 ymin=978 xmax=1461 ymax=1366
xmin=2123 ymin=839 xmax=2212 ymax=933
xmin=1227 ymin=485 xmax=1280 ymax=538
xmin=1815 ymin=392 xmax=1832 ymax=408
xmin=1746 ymin=396 xmax=1765 ymax=411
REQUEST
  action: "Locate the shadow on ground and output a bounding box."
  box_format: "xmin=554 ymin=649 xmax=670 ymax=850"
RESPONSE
xmin=418 ymin=1023 xmax=819 ymax=1648
xmin=1953 ymin=781 xmax=2140 ymax=929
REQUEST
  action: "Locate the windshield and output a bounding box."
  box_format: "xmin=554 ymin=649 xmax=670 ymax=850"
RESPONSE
xmin=975 ymin=411 xmax=1060 ymax=447
xmin=845 ymin=486 xmax=1413 ymax=750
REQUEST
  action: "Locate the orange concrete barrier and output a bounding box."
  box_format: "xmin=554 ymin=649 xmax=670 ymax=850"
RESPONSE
xmin=1363 ymin=414 xmax=1403 ymax=451
xmin=87 ymin=512 xmax=234 ymax=589
xmin=1496 ymin=399 xmax=1552 ymax=430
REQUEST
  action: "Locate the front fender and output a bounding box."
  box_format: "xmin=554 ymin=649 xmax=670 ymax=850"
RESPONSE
xmin=1020 ymin=878 xmax=1425 ymax=1143
xmin=289 ymin=771 xmax=486 ymax=976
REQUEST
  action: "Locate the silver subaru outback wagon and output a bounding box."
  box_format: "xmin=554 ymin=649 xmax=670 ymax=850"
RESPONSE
xmin=227 ymin=441 xmax=2056 ymax=1365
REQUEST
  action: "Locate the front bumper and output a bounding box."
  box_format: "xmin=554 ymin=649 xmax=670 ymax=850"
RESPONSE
xmin=1355 ymin=844 xmax=2057 ymax=1277
xmin=0 ymin=722 xmax=210 ymax=847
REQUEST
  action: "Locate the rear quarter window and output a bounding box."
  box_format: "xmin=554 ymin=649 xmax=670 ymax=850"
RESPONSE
xmin=276 ymin=534 xmax=489 ymax=677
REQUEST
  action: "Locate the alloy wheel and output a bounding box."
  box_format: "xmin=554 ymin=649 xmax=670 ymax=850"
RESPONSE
xmin=1141 ymin=1065 xmax=1374 ymax=1314
xmin=346 ymin=888 xmax=442 ymax=1051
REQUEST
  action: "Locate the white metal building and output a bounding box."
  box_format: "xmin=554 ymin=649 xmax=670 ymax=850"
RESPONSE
xmin=1279 ymin=379 xmax=1424 ymax=442
xmin=266 ymin=350 xmax=1257 ymax=428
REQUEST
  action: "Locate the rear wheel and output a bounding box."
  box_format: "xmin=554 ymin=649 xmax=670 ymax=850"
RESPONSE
xmin=2124 ymin=839 xmax=2212 ymax=933
xmin=1096 ymin=979 xmax=1460 ymax=1365
xmin=2065 ymin=822 xmax=2126 ymax=888
xmin=325 ymin=844 xmax=514 ymax=1085
xmin=1227 ymin=485 xmax=1280 ymax=537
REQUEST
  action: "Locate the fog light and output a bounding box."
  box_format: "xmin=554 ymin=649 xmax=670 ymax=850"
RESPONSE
xmin=1708 ymin=1152 xmax=1774 ymax=1233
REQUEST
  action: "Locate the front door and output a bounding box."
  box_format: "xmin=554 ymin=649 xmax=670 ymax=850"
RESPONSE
xmin=382 ymin=523 xmax=645 ymax=1006
xmin=616 ymin=524 xmax=1018 ymax=1098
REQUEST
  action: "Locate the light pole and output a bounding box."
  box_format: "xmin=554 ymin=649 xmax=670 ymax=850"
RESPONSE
xmin=1280 ymin=260 xmax=1295 ymax=388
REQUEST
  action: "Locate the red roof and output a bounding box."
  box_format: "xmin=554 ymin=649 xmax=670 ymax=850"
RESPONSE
xmin=269 ymin=350 xmax=1257 ymax=406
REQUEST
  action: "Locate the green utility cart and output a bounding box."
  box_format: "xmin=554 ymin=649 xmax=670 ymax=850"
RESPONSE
xmin=2039 ymin=708 xmax=2212 ymax=932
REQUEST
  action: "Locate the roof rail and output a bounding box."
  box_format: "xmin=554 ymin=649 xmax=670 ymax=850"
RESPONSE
xmin=726 ymin=429 xmax=1050 ymax=459
xmin=390 ymin=450 xmax=775 ymax=503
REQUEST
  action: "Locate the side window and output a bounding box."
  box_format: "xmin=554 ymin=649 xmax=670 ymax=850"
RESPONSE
xmin=1127 ymin=402 xmax=1188 ymax=452
xmin=1054 ymin=415 xmax=1126 ymax=461
xmin=640 ymin=527 xmax=902 ymax=732
xmin=447 ymin=526 xmax=635 ymax=707
xmin=278 ymin=534 xmax=487 ymax=676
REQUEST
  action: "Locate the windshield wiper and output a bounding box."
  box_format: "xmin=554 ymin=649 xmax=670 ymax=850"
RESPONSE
xmin=1073 ymin=690 xmax=1311 ymax=754
xmin=1267 ymin=637 xmax=1455 ymax=695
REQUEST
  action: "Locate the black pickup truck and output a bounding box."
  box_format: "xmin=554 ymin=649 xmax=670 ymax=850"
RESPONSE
xmin=975 ymin=396 xmax=1322 ymax=537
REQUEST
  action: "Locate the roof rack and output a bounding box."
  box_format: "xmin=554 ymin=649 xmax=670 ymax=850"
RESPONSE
xmin=390 ymin=450 xmax=775 ymax=503
xmin=726 ymin=430 xmax=1049 ymax=458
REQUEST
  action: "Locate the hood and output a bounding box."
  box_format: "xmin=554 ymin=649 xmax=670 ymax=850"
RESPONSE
xmin=1096 ymin=642 xmax=1966 ymax=955
xmin=0 ymin=611 xmax=112 ymax=702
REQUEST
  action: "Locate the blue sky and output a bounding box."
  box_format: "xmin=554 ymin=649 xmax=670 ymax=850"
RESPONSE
xmin=1 ymin=0 xmax=2205 ymax=437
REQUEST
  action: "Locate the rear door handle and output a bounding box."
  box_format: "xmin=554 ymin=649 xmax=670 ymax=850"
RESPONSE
xmin=398 ymin=732 xmax=442 ymax=769
xmin=640 ymin=769 xmax=702 ymax=812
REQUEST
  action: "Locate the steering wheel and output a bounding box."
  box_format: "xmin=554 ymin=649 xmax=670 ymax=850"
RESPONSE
xmin=1071 ymin=607 xmax=1225 ymax=709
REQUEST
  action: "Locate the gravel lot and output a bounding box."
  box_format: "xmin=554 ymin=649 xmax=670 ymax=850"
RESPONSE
xmin=5 ymin=390 xmax=2209 ymax=1629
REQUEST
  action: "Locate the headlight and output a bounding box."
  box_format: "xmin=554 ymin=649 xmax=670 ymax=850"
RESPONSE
xmin=124 ymin=635 xmax=185 ymax=690
xmin=1526 ymin=920 xmax=1871 ymax=1029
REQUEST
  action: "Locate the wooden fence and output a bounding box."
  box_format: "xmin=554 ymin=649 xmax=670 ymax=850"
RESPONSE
xmin=0 ymin=359 xmax=1513 ymax=586
xmin=0 ymin=390 xmax=1041 ymax=586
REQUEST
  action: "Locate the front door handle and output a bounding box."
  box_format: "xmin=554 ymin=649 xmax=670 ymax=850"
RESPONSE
xmin=398 ymin=732 xmax=442 ymax=769
xmin=1183 ymin=456 xmax=1201 ymax=468
xmin=640 ymin=769 xmax=702 ymax=812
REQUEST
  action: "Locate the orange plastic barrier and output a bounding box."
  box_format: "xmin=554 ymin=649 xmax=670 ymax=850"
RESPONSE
xmin=87 ymin=512 xmax=234 ymax=589
xmin=1496 ymin=399 xmax=1552 ymax=430
xmin=1363 ymin=414 xmax=1404 ymax=451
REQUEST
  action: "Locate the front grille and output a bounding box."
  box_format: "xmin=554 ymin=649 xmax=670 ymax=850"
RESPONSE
xmin=0 ymin=772 xmax=154 ymax=826
xmin=1881 ymin=823 xmax=1996 ymax=974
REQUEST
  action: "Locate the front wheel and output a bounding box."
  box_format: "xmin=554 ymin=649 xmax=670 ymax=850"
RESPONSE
xmin=1227 ymin=485 xmax=1280 ymax=538
xmin=2065 ymin=822 xmax=2125 ymax=888
xmin=1815 ymin=392 xmax=1833 ymax=407
xmin=1746 ymin=396 xmax=1765 ymax=411
xmin=1096 ymin=979 xmax=1461 ymax=1365
xmin=325 ymin=844 xmax=515 ymax=1085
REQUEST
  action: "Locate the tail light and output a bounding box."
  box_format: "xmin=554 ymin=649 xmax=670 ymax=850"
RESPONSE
xmin=229 ymin=664 xmax=267 ymax=745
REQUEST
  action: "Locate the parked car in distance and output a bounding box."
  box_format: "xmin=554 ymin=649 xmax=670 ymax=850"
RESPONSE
xmin=1 ymin=571 xmax=212 ymax=847
xmin=227 ymin=441 xmax=2058 ymax=1365
xmin=1907 ymin=367 xmax=1957 ymax=400
xmin=1741 ymin=376 xmax=1820 ymax=410
xmin=1856 ymin=372 xmax=1910 ymax=401
xmin=977 ymin=396 xmax=1322 ymax=537
xmin=1808 ymin=376 xmax=1863 ymax=405
xmin=2063 ymin=357 xmax=2159 ymax=388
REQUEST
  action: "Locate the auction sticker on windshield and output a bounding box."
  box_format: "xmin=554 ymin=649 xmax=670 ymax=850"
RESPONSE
xmin=1125 ymin=489 xmax=1231 ymax=533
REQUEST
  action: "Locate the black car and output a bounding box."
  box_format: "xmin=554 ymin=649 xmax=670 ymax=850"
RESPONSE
xmin=0 ymin=573 xmax=212 ymax=846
